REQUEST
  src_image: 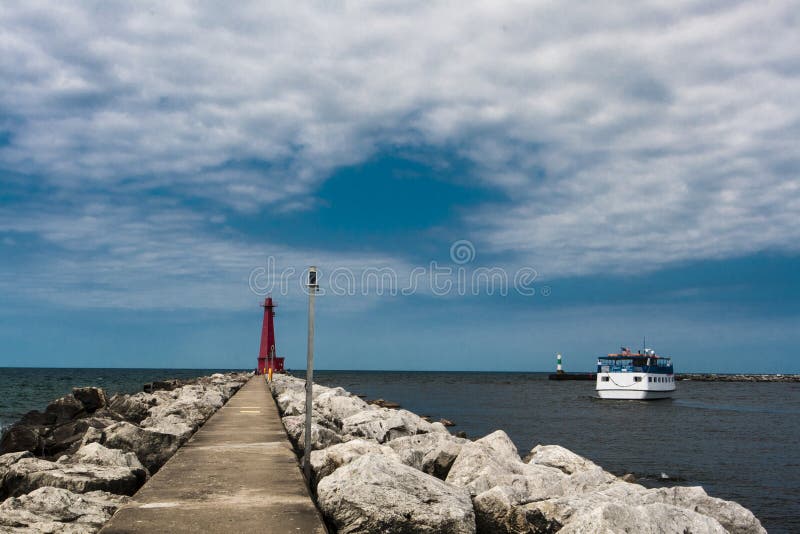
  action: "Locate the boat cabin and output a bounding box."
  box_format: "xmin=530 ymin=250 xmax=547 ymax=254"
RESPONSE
xmin=597 ymin=347 xmax=673 ymax=374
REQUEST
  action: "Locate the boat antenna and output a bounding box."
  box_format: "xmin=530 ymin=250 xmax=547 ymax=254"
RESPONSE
xmin=643 ymin=336 xmax=646 ymax=351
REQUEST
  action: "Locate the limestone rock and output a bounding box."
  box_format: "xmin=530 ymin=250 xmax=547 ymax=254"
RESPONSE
xmin=101 ymin=421 xmax=180 ymax=473
xmin=18 ymin=410 xmax=57 ymax=427
xmin=3 ymin=456 xmax=141 ymax=497
xmin=387 ymin=432 xmax=468 ymax=479
xmin=0 ymin=486 xmax=128 ymax=533
xmin=281 ymin=415 xmax=342 ymax=451
xmin=339 ymin=407 xmax=433 ymax=443
xmin=107 ymin=393 xmax=152 ymax=424
xmin=62 ymin=442 xmax=148 ymax=485
xmin=45 ymin=395 xmax=86 ymax=424
xmin=473 ymin=485 xmax=562 ymax=534
xmin=44 ymin=416 xmax=117 ymax=456
xmin=317 ymin=453 xmax=476 ymax=534
xmin=141 ymin=414 xmax=196 ymax=444
xmin=0 ymin=424 xmax=45 ymax=455
xmin=309 ymin=439 xmax=399 ymax=483
xmin=72 ymin=387 xmax=108 ymax=414
xmin=639 ymin=486 xmax=766 ymax=534
xmin=525 ymin=444 xmax=599 ymax=474
xmin=558 ymin=502 xmax=728 ymax=533
xmin=315 ymin=390 xmax=369 ymax=425
xmin=445 ymin=430 xmax=566 ymax=498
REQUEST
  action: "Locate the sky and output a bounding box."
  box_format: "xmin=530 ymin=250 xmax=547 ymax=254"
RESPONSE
xmin=1 ymin=1 xmax=798 ymax=372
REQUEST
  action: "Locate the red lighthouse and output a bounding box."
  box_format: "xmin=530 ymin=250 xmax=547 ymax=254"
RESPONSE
xmin=257 ymin=297 xmax=284 ymax=374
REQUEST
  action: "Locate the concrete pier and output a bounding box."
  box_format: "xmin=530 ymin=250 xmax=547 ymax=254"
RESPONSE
xmin=101 ymin=376 xmax=327 ymax=533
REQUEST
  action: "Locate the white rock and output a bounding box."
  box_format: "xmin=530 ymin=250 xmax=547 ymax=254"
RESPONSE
xmin=317 ymin=453 xmax=476 ymax=534
xmin=309 ymin=439 xmax=399 ymax=482
xmin=0 ymin=486 xmax=127 ymax=532
xmin=101 ymin=421 xmax=180 ymax=473
xmin=445 ymin=430 xmax=566 ymax=497
xmin=3 ymin=457 xmax=141 ymax=497
xmin=559 ymin=502 xmax=727 ymax=533
xmin=63 ymin=442 xmax=146 ymax=472
xmin=525 ymin=444 xmax=600 ymax=474
xmin=141 ymin=414 xmax=196 ymax=443
xmin=639 ymin=486 xmax=766 ymax=534
xmin=387 ymin=432 xmax=468 ymax=479
xmin=281 ymin=415 xmax=342 ymax=451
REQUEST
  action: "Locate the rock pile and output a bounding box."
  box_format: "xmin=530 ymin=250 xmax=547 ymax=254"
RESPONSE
xmin=0 ymin=372 xmax=249 ymax=532
xmin=270 ymin=374 xmax=766 ymax=534
xmin=677 ymin=373 xmax=800 ymax=382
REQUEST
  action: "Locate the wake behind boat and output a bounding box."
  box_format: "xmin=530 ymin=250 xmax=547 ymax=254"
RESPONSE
xmin=596 ymin=347 xmax=675 ymax=399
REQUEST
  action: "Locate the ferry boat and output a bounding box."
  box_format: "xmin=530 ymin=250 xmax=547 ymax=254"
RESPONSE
xmin=596 ymin=347 xmax=675 ymax=400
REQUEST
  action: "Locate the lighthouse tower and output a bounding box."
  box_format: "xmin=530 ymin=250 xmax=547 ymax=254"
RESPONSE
xmin=257 ymin=297 xmax=277 ymax=375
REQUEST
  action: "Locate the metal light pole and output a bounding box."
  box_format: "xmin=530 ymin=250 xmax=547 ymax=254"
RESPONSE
xmin=303 ymin=266 xmax=318 ymax=482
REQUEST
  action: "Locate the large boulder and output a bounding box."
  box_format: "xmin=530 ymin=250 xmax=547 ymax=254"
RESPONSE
xmin=387 ymin=432 xmax=468 ymax=479
xmin=559 ymin=502 xmax=728 ymax=533
xmin=72 ymin=387 xmax=108 ymax=414
xmin=143 ymin=385 xmax=224 ymax=429
xmin=310 ymin=439 xmax=400 ymax=483
xmin=317 ymin=453 xmax=476 ymax=534
xmin=2 ymin=456 xmax=142 ymax=497
xmin=107 ymin=393 xmax=153 ymax=424
xmin=18 ymin=410 xmax=57 ymax=427
xmin=44 ymin=416 xmax=117 ymax=456
xmin=0 ymin=451 xmax=33 ymax=498
xmin=141 ymin=415 xmax=195 ymax=444
xmin=525 ymin=444 xmax=599 ymax=474
xmin=339 ymin=407 xmax=435 ymax=443
xmin=446 ymin=430 xmax=566 ymax=498
xmin=522 ymin=480 xmax=766 ymax=534
xmin=0 ymin=424 xmax=45 ymax=454
xmin=282 ymin=415 xmax=343 ymax=451
xmin=62 ymin=442 xmax=148 ymax=485
xmin=100 ymin=421 xmax=181 ymax=473
xmin=639 ymin=486 xmax=766 ymax=534
xmin=473 ymin=485 xmax=563 ymax=534
xmin=0 ymin=487 xmax=128 ymax=532
xmin=45 ymin=395 xmax=86 ymax=424
xmin=315 ymin=389 xmax=369 ymax=425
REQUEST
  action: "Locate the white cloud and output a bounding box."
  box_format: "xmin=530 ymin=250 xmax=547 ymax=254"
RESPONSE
xmin=0 ymin=198 xmax=414 ymax=310
xmin=1 ymin=0 xmax=798 ymax=280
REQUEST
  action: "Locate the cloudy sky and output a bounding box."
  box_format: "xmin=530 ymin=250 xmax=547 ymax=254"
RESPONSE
xmin=1 ymin=1 xmax=798 ymax=372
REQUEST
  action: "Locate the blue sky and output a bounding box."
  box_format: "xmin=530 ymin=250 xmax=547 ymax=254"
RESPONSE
xmin=1 ymin=1 xmax=798 ymax=372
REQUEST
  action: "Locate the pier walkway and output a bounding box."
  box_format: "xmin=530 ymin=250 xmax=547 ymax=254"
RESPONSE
xmin=101 ymin=376 xmax=327 ymax=533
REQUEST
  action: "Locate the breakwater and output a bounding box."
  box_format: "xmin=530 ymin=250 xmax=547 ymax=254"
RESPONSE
xmin=677 ymin=373 xmax=800 ymax=382
xmin=0 ymin=372 xmax=249 ymax=531
xmin=270 ymin=374 xmax=766 ymax=533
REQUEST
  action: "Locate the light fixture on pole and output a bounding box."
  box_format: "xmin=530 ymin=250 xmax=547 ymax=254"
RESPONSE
xmin=303 ymin=266 xmax=319 ymax=482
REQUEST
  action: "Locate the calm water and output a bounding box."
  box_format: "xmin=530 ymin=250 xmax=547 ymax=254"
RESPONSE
xmin=1 ymin=369 xmax=797 ymax=532
xmin=0 ymin=368 xmax=237 ymax=431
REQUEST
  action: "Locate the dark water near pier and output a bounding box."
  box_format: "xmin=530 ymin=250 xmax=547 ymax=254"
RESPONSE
xmin=1 ymin=369 xmax=797 ymax=532
xmin=0 ymin=368 xmax=234 ymax=432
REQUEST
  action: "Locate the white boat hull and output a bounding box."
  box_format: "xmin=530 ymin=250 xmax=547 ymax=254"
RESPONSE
xmin=596 ymin=388 xmax=674 ymax=400
xmin=596 ymin=372 xmax=675 ymax=400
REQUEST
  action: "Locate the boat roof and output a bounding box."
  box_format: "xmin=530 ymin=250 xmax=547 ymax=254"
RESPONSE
xmin=601 ymin=351 xmax=670 ymax=360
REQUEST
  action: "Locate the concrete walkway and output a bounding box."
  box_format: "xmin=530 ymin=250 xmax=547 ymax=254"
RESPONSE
xmin=101 ymin=376 xmax=327 ymax=533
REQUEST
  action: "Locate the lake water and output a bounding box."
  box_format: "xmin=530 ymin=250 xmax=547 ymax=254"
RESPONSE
xmin=1 ymin=368 xmax=797 ymax=532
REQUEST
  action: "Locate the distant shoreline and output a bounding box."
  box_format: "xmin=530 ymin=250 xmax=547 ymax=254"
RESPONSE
xmin=1 ymin=367 xmax=799 ymax=377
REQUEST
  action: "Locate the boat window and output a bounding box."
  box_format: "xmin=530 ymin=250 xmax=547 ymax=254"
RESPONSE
xmin=601 ymin=376 xmax=609 ymax=382
xmin=634 ymin=376 xmax=641 ymax=382
xmin=648 ymin=377 xmax=652 ymax=382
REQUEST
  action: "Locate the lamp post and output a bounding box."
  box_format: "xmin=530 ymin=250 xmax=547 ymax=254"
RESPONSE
xmin=303 ymin=266 xmax=318 ymax=482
